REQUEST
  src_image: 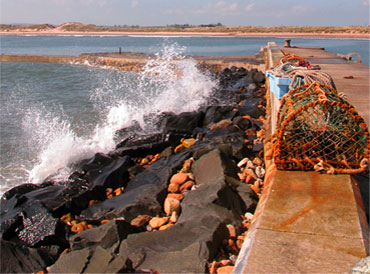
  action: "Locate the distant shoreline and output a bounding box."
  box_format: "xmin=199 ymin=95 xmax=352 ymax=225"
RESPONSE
xmin=1 ymin=30 xmax=369 ymax=39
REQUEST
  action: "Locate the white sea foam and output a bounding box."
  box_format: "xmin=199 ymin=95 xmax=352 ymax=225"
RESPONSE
xmin=26 ymin=43 xmax=216 ymax=184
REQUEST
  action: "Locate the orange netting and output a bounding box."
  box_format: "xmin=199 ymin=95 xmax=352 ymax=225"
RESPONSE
xmin=272 ymin=82 xmax=369 ymax=174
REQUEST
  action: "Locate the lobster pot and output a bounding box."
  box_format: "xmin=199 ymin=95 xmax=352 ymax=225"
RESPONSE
xmin=273 ymin=82 xmax=369 ymax=174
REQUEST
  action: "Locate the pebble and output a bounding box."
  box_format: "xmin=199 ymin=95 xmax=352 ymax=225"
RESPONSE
xmin=88 ymin=200 xmax=100 ymax=207
xmin=237 ymin=157 xmax=249 ymax=168
xmin=170 ymin=211 xmax=178 ymax=223
xmin=167 ymin=183 xmax=180 ymax=193
xmin=164 ymin=197 xmax=181 ymax=216
xmin=158 ymin=223 xmax=173 ymax=231
xmin=179 ymin=180 xmax=194 ymax=193
xmin=243 ymin=168 xmax=258 ymax=180
xmin=149 ymin=217 xmax=169 ymax=229
xmin=167 ymin=193 xmax=184 ymax=201
xmin=226 ymin=224 xmax=236 ymax=239
xmin=216 ymin=265 xmax=234 ymax=274
xmin=170 ymin=173 xmax=192 ymax=185
xmin=255 ymin=166 xmax=265 ymax=178
xmin=60 ymin=213 xmax=72 ymax=225
xmin=130 ymin=215 xmax=152 ymax=227
xmin=246 ymin=160 xmax=255 ymax=170
xmin=180 ymin=157 xmax=194 ymax=173
xmin=114 ymin=187 xmax=124 ymax=196
xmin=245 ymin=174 xmax=256 ymax=184
xmin=244 ymin=212 xmax=254 ymax=221
xmin=252 ymin=157 xmax=263 ymax=166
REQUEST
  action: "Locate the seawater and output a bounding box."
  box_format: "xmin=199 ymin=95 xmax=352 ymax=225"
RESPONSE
xmin=0 ymin=43 xmax=215 ymax=195
xmin=0 ymin=36 xmax=369 ymax=195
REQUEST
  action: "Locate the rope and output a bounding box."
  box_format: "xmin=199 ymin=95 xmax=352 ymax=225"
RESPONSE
xmin=287 ymin=69 xmax=336 ymax=90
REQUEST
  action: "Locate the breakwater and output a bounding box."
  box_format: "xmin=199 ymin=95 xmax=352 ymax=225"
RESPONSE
xmin=0 ymin=62 xmax=267 ymax=273
xmin=0 ymin=52 xmax=265 ymax=73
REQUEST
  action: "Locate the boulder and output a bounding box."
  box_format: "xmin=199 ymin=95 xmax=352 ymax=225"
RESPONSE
xmin=1 ymin=197 xmax=68 ymax=247
xmin=48 ymin=248 xmax=90 ymax=273
xmin=160 ymin=111 xmax=205 ymax=136
xmin=0 ymin=239 xmax=57 ymax=273
xmin=69 ymin=219 xmax=135 ymax=253
xmin=203 ymin=106 xmax=237 ymax=128
xmin=80 ymin=151 xmax=192 ymax=221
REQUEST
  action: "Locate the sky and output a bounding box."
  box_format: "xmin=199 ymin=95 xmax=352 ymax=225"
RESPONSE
xmin=1 ymin=0 xmax=369 ymax=27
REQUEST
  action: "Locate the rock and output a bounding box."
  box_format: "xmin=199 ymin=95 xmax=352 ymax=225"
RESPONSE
xmin=167 ymin=193 xmax=184 ymax=201
xmin=149 ymin=217 xmax=169 ymax=229
xmin=69 ymin=219 xmax=134 ymax=252
xmin=179 ymin=181 xmax=194 ymax=193
xmin=210 ymin=120 xmax=234 ymax=131
xmin=160 ymin=111 xmax=205 ymax=136
xmin=255 ymin=166 xmax=265 ymax=178
xmin=232 ymin=116 xmax=252 ymax=131
xmin=170 ymin=172 xmax=193 ymax=185
xmin=159 ymin=223 xmax=174 ymax=231
xmin=0 ymin=239 xmax=57 ymax=273
xmin=238 ymin=98 xmax=264 ymax=118
xmin=216 ymin=265 xmax=234 ymax=274
xmin=0 ymin=197 xmax=68 ymax=248
xmin=164 ymin=198 xmax=181 ymax=216
xmin=130 ymin=215 xmax=152 ymax=227
xmin=1 ymin=183 xmax=40 ymax=203
xmin=226 ymin=224 xmax=236 ymax=239
xmin=203 ymin=106 xmax=237 ymax=128
xmin=170 ymin=211 xmax=178 ymax=223
xmin=21 ymin=154 xmax=132 ymax=216
xmin=48 ymin=248 xmax=90 ymax=273
xmin=351 ymin=256 xmax=370 ymax=274
xmin=80 ymin=151 xmax=191 ymax=221
xmin=168 ymin=183 xmax=180 ymax=193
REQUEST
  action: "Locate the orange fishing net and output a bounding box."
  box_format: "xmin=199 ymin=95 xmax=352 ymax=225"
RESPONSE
xmin=272 ymin=82 xmax=369 ymax=174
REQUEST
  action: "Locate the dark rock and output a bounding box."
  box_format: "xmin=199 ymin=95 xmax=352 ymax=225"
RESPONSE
xmin=251 ymin=70 xmax=266 ymax=84
xmin=1 ymin=197 xmax=68 ymax=248
xmin=70 ymin=219 xmax=135 ymax=253
xmin=118 ymin=217 xmax=228 ymax=273
xmin=0 ymin=239 xmax=57 ymax=273
xmin=160 ymin=111 xmax=204 ymax=136
xmin=203 ymin=106 xmax=237 ymax=127
xmin=225 ymin=176 xmax=258 ymax=213
xmin=232 ymin=116 xmax=252 ymax=131
xmin=114 ymin=148 xmax=254 ymax=273
xmin=80 ymin=151 xmax=192 ymax=221
xmin=115 ymin=132 xmax=179 ymax=158
xmin=204 ymin=127 xmax=249 ymax=161
xmin=23 ymin=154 xmax=132 ymax=215
xmin=48 ymin=248 xmax=90 ymax=273
xmin=238 ymin=98 xmax=264 ymax=118
xmin=1 ymin=183 xmax=40 ymax=203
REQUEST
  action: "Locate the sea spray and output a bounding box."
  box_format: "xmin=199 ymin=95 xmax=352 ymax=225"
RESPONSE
xmin=26 ymin=43 xmax=217 ymax=185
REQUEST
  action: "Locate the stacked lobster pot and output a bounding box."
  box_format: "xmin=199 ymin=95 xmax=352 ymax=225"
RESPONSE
xmin=271 ymin=55 xmax=369 ymax=174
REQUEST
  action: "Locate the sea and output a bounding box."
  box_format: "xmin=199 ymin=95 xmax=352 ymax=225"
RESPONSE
xmin=0 ymin=35 xmax=369 ymax=195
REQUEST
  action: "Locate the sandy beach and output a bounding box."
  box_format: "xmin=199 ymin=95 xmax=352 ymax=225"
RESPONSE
xmin=1 ymin=30 xmax=369 ymax=39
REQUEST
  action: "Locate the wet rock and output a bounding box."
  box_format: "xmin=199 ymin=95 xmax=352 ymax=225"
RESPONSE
xmin=80 ymin=151 xmax=191 ymax=221
xmin=203 ymin=106 xmax=237 ymax=128
xmin=1 ymin=197 xmax=68 ymax=248
xmin=160 ymin=111 xmax=205 ymax=136
xmin=238 ymin=98 xmax=264 ymax=118
xmin=0 ymin=239 xmax=57 ymax=273
xmin=1 ymin=183 xmax=40 ymax=203
xmin=232 ymin=116 xmax=252 ymax=131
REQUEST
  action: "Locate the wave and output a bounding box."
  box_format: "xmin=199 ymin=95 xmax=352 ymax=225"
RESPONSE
xmin=26 ymin=43 xmax=216 ymax=184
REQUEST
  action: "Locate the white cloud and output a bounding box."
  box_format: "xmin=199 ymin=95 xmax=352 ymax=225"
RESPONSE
xmin=246 ymin=3 xmax=255 ymax=12
xmin=131 ymin=0 xmax=139 ymax=8
xmin=363 ymin=0 xmax=370 ymax=6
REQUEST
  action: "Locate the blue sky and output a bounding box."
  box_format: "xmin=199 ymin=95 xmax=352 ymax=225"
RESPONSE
xmin=1 ymin=0 xmax=369 ymax=26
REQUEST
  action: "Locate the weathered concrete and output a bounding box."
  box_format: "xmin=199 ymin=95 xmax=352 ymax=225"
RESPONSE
xmin=235 ymin=169 xmax=369 ymax=274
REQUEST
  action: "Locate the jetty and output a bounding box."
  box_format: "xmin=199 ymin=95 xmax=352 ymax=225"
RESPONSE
xmin=234 ymin=41 xmax=369 ymax=274
xmin=0 ymin=41 xmax=369 ymax=273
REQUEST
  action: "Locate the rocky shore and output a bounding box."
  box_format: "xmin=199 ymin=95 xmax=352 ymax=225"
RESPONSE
xmin=0 ymin=66 xmax=267 ymax=273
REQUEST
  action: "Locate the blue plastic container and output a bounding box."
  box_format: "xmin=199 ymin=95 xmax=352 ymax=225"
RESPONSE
xmin=266 ymin=71 xmax=292 ymax=99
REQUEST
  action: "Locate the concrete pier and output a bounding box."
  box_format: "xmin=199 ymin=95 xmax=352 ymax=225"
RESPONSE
xmin=234 ymin=42 xmax=369 ymax=274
